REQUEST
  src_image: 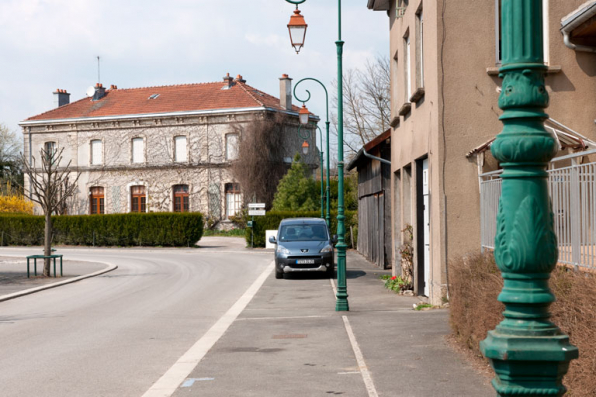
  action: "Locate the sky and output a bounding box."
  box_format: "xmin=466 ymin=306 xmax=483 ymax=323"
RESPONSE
xmin=0 ymin=0 xmax=389 ymax=154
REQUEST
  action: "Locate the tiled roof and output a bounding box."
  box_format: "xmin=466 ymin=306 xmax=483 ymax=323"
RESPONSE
xmin=24 ymin=80 xmax=300 ymax=122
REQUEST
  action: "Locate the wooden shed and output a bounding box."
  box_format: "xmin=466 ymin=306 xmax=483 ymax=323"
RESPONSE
xmin=347 ymin=130 xmax=391 ymax=269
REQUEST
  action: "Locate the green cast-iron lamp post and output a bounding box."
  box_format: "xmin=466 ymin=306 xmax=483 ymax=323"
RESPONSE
xmin=294 ymin=78 xmax=331 ymax=227
xmin=480 ymin=1 xmax=578 ymax=395
xmin=283 ymin=0 xmax=348 ymax=311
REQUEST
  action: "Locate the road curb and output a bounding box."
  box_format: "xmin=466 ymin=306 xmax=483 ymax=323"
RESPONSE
xmin=0 ymin=261 xmax=118 ymax=303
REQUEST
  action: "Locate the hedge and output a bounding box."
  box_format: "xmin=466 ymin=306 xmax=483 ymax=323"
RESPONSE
xmin=0 ymin=212 xmax=204 ymax=247
xmin=245 ymin=210 xmax=358 ymax=248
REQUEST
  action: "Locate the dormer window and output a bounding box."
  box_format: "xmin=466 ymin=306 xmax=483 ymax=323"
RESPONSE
xmin=148 ymin=94 xmax=160 ymax=100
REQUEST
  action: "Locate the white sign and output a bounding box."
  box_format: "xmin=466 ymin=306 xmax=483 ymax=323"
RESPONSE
xmin=248 ymin=203 xmax=266 ymax=209
xmin=248 ymin=209 xmax=266 ymax=216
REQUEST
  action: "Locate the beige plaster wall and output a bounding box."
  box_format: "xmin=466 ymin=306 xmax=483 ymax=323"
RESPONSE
xmin=386 ymin=0 xmax=596 ymax=305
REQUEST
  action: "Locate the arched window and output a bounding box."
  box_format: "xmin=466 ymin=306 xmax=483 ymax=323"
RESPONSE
xmin=225 ymin=183 xmax=241 ymax=218
xmin=90 ymin=187 xmax=105 ymax=214
xmin=131 ymin=185 xmax=146 ymax=213
xmin=173 ymin=185 xmax=189 ymax=212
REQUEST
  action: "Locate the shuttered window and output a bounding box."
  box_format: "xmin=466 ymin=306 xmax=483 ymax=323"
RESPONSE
xmin=174 ymin=136 xmax=187 ymax=162
xmin=226 ymin=134 xmax=239 ymax=160
xmin=91 ymin=140 xmax=102 ymax=165
xmin=132 ymin=138 xmax=144 ymax=163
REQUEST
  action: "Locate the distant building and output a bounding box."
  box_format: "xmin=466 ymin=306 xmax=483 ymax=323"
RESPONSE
xmin=20 ymin=74 xmax=318 ymax=225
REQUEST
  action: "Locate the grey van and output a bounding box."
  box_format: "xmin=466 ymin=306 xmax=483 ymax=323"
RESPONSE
xmin=269 ymin=218 xmax=336 ymax=279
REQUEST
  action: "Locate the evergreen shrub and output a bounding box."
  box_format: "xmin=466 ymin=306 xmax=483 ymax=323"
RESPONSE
xmin=245 ymin=210 xmax=358 ymax=248
xmin=0 ymin=212 xmax=204 ymax=247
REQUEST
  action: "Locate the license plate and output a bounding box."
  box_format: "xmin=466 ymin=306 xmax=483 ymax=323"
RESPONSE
xmin=296 ymin=259 xmax=315 ymax=264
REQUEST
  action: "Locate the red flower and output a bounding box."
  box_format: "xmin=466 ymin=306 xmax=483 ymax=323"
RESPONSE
xmin=391 ymin=276 xmax=397 ymax=280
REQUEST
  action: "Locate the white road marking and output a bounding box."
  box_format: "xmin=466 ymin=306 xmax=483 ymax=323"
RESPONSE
xmin=142 ymin=261 xmax=274 ymax=397
xmin=342 ymin=315 xmax=379 ymax=397
xmin=330 ymin=277 xmax=337 ymax=297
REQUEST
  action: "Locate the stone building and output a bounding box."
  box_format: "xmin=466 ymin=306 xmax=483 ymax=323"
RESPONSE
xmin=368 ymin=0 xmax=596 ymax=304
xmin=20 ymin=74 xmax=318 ymax=224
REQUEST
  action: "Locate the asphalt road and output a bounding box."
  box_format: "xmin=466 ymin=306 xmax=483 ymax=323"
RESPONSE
xmin=0 ymin=237 xmax=272 ymax=397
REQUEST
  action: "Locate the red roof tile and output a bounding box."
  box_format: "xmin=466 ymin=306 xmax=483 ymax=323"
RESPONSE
xmin=25 ymin=81 xmax=301 ymax=122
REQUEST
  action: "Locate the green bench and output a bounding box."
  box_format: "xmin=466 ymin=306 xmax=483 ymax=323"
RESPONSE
xmin=26 ymin=254 xmax=63 ymax=278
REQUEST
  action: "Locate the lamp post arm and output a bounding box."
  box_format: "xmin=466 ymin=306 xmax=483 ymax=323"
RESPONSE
xmin=293 ymin=78 xmax=329 ymax=123
xmin=284 ymin=0 xmax=306 ymax=3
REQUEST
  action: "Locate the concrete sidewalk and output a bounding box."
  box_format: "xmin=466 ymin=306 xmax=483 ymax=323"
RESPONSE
xmin=172 ymin=250 xmax=493 ymax=397
xmin=0 ymin=254 xmax=113 ymax=300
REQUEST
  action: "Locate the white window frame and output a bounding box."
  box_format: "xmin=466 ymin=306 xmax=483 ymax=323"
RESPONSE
xmin=90 ymin=139 xmax=103 ymax=165
xmin=131 ymin=137 xmax=144 ymax=164
xmin=174 ymin=135 xmax=188 ymax=163
xmin=495 ymin=0 xmax=549 ymax=65
xmin=225 ymin=183 xmax=242 ymax=219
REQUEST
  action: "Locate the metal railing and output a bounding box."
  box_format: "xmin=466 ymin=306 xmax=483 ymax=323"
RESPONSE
xmin=480 ymin=149 xmax=596 ymax=270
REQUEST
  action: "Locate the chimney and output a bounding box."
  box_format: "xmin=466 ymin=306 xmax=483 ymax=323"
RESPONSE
xmin=279 ymin=74 xmax=292 ymax=111
xmin=53 ymin=89 xmax=70 ymax=107
xmin=109 ymin=84 xmax=118 ymax=90
xmin=93 ymin=83 xmax=106 ymax=101
xmin=235 ymin=74 xmax=246 ymax=84
xmin=222 ymin=73 xmax=234 ymax=89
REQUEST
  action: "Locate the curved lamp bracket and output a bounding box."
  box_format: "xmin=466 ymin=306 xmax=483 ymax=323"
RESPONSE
xmin=293 ymin=77 xmax=329 ymax=122
xmin=297 ymin=124 xmax=312 ymax=140
xmin=284 ymin=0 xmax=306 ymax=4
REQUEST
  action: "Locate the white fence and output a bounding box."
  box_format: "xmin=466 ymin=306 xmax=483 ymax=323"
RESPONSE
xmin=480 ymin=150 xmax=596 ymax=270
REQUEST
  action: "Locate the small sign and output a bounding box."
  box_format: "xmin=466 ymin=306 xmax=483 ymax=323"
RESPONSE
xmin=248 ymin=203 xmax=266 ymax=209
xmin=247 ymin=221 xmax=253 ymax=228
xmin=248 ymin=209 xmax=266 ymax=216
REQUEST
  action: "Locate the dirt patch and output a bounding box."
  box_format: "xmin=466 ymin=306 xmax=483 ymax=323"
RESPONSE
xmin=449 ymin=252 xmax=596 ymax=396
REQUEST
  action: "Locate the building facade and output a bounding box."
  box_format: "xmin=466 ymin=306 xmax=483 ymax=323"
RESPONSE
xmin=368 ymin=0 xmax=596 ymax=304
xmin=21 ymin=74 xmax=318 ymax=224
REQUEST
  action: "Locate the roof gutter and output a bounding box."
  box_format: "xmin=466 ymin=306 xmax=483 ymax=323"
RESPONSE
xmin=363 ymin=147 xmax=391 ymax=165
xmin=561 ymin=1 xmax=596 ymax=53
xmin=19 ymin=106 xmax=319 ymax=127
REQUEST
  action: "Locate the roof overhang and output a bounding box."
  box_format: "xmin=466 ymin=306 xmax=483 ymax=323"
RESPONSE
xmin=561 ymin=1 xmax=596 ymax=52
xmin=466 ymin=118 xmax=596 ymax=158
xmin=367 ymin=0 xmax=391 ymax=11
xmin=347 ymin=129 xmax=391 ymax=171
xmin=19 ymin=106 xmax=319 ymax=127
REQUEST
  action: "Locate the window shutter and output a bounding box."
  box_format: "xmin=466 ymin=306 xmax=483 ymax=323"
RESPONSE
xmin=132 ymin=138 xmax=144 ymax=163
xmin=226 ymin=134 xmax=238 ymax=160
xmin=91 ymin=140 xmax=102 ymax=165
xmin=175 ymin=136 xmax=187 ymax=162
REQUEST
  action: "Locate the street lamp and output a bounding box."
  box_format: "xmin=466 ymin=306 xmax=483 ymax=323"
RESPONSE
xmin=283 ymin=0 xmax=349 ymax=311
xmin=480 ymin=1 xmax=578 ymax=395
xmin=287 ymin=7 xmax=308 ymax=54
xmin=298 ymin=104 xmax=310 ymax=126
xmin=301 ymin=140 xmax=309 ymax=155
xmin=294 ymin=78 xmax=331 ymax=228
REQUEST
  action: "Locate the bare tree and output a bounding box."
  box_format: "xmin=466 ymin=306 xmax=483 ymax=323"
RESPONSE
xmin=331 ymin=56 xmax=391 ymax=154
xmin=230 ymin=113 xmax=288 ymax=209
xmin=22 ymin=146 xmax=80 ymax=276
xmin=0 ymin=124 xmax=23 ymax=192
